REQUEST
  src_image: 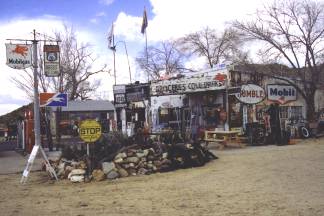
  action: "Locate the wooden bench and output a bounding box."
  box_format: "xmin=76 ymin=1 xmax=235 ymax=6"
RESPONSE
xmin=204 ymin=130 xmax=244 ymax=149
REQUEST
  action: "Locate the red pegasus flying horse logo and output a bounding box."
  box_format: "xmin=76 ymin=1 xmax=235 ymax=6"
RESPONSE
xmin=12 ymin=45 xmax=29 ymax=57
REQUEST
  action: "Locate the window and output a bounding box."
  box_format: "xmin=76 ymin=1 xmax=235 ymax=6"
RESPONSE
xmin=290 ymin=106 xmax=302 ymax=119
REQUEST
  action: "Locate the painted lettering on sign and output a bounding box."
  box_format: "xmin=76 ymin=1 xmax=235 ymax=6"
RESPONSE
xmin=79 ymin=120 xmax=102 ymax=143
xmin=6 ymin=44 xmax=32 ymax=69
xmin=267 ymin=84 xmax=297 ymax=104
xmin=151 ymin=78 xmax=225 ymax=96
xmin=235 ymin=84 xmax=265 ymax=104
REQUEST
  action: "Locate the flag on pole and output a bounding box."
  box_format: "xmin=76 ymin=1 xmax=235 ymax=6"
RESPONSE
xmin=141 ymin=8 xmax=148 ymax=34
xmin=108 ymin=23 xmax=115 ymax=50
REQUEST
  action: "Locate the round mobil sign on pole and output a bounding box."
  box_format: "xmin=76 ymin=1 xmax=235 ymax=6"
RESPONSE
xmin=235 ymin=84 xmax=265 ymax=104
xmin=79 ymin=120 xmax=102 ymax=143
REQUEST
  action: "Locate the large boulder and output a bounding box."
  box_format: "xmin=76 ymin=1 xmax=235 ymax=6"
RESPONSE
xmin=92 ymin=169 xmax=106 ymax=181
xmin=107 ymin=170 xmax=120 ymax=180
xmin=102 ymin=162 xmax=116 ymax=174
xmin=118 ymin=168 xmax=129 ymax=178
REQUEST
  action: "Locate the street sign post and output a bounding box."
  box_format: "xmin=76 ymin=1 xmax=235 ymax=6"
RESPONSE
xmin=79 ymin=120 xmax=102 ymax=156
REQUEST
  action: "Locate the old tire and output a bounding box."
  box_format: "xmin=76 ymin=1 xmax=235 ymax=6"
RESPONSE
xmin=300 ymin=126 xmax=310 ymax=138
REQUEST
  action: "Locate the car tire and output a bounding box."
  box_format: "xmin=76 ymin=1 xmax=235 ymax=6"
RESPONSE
xmin=300 ymin=126 xmax=310 ymax=138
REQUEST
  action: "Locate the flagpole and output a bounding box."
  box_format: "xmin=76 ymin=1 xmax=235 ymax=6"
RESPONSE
xmin=145 ymin=30 xmax=149 ymax=82
xmin=113 ymin=27 xmax=116 ymax=85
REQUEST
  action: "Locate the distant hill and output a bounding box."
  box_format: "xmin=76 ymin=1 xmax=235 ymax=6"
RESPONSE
xmin=0 ymin=103 xmax=32 ymax=126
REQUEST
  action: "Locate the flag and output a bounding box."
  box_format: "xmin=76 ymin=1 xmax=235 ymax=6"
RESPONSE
xmin=141 ymin=8 xmax=148 ymax=34
xmin=108 ymin=23 xmax=115 ymax=50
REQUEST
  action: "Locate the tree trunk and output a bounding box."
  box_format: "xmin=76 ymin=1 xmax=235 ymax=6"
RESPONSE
xmin=305 ymin=91 xmax=316 ymax=121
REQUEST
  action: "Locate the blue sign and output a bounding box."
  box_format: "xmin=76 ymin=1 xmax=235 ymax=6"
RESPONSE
xmin=41 ymin=93 xmax=68 ymax=107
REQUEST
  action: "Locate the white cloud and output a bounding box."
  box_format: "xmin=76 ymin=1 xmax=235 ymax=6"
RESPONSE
xmin=114 ymin=12 xmax=145 ymax=42
xmin=90 ymin=18 xmax=98 ymax=24
xmin=114 ymin=0 xmax=272 ymax=42
xmin=96 ymin=12 xmax=107 ymax=17
xmin=99 ymin=0 xmax=115 ymax=6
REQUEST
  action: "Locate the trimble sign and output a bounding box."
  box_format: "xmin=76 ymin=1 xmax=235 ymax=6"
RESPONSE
xmin=267 ymin=84 xmax=297 ymax=104
xmin=235 ymin=84 xmax=265 ymax=104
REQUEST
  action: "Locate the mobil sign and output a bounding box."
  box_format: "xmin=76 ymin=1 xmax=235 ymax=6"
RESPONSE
xmin=267 ymin=84 xmax=297 ymax=104
xmin=235 ymin=84 xmax=265 ymax=104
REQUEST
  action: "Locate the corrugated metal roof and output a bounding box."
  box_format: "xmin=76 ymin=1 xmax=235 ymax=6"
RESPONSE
xmin=61 ymin=100 xmax=115 ymax=112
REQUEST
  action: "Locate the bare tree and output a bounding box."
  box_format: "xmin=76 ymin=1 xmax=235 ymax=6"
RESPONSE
xmin=177 ymin=27 xmax=246 ymax=68
xmin=136 ymin=40 xmax=191 ymax=80
xmin=232 ymin=0 xmax=324 ymax=120
xmin=11 ymin=26 xmax=107 ymax=100
xmin=11 ymin=26 xmax=108 ymax=150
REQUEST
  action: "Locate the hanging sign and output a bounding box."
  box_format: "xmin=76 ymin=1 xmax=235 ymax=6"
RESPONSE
xmin=267 ymin=84 xmax=297 ymax=104
xmin=44 ymin=45 xmax=60 ymax=77
xmin=235 ymin=84 xmax=265 ymax=104
xmin=151 ymin=74 xmax=226 ymax=96
xmin=5 ymin=43 xmax=32 ymax=69
xmin=79 ymin=120 xmax=102 ymax=143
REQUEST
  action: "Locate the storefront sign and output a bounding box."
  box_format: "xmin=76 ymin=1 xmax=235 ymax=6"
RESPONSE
xmin=267 ymin=84 xmax=296 ymax=104
xmin=151 ymin=75 xmax=225 ymax=96
xmin=125 ymin=83 xmax=149 ymax=102
xmin=235 ymin=84 xmax=265 ymax=104
xmin=113 ymin=85 xmax=127 ymax=108
xmin=114 ymin=93 xmax=127 ymax=108
xmin=5 ymin=44 xmax=32 ymax=69
xmin=44 ymin=45 xmax=60 ymax=77
xmin=113 ymin=85 xmax=126 ymax=94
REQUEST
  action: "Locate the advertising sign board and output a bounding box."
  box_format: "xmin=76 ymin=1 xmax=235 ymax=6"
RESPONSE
xmin=125 ymin=83 xmax=150 ymax=102
xmin=151 ymin=74 xmax=226 ymax=96
xmin=44 ymin=45 xmax=60 ymax=77
xmin=267 ymin=84 xmax=297 ymax=104
xmin=39 ymin=93 xmax=68 ymax=107
xmin=235 ymin=84 xmax=265 ymax=104
xmin=6 ymin=44 xmax=32 ymax=69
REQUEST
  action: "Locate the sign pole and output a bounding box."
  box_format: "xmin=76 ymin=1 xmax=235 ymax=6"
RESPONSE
xmin=32 ymin=29 xmax=42 ymax=149
xmin=87 ymin=143 xmax=90 ymax=156
xmin=20 ymin=30 xmax=58 ymax=184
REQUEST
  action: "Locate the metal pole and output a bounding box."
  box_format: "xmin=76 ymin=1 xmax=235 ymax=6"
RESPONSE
xmin=32 ymin=29 xmax=42 ymax=147
xmin=123 ymin=42 xmax=132 ymax=84
xmin=225 ymin=79 xmax=229 ymax=131
xmin=113 ymin=49 xmax=116 ymax=85
xmin=145 ymin=31 xmax=149 ymax=82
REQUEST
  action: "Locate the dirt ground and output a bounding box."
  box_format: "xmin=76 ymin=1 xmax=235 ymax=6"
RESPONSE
xmin=1 ymin=138 xmax=324 ymax=216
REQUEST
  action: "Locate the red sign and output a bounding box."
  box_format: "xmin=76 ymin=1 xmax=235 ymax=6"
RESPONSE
xmin=39 ymin=93 xmax=55 ymax=106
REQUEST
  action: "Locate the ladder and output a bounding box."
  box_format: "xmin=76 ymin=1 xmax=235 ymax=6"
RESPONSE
xmin=20 ymin=145 xmax=58 ymax=184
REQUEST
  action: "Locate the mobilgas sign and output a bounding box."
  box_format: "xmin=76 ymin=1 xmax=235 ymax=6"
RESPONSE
xmin=151 ymin=74 xmax=226 ymax=96
xmin=267 ymin=84 xmax=297 ymax=104
xmin=235 ymin=84 xmax=265 ymax=104
xmin=6 ymin=44 xmax=32 ymax=69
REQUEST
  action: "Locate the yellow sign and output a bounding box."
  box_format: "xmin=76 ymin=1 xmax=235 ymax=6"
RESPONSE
xmin=79 ymin=120 xmax=102 ymax=143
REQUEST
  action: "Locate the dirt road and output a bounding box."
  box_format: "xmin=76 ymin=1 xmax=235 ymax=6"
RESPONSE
xmin=0 ymin=138 xmax=323 ymax=216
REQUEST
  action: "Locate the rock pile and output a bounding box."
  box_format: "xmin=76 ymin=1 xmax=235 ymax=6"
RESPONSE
xmin=49 ymin=142 xmax=217 ymax=183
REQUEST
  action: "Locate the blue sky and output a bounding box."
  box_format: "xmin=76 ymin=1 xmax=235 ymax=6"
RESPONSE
xmin=0 ymin=0 xmax=271 ymax=115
